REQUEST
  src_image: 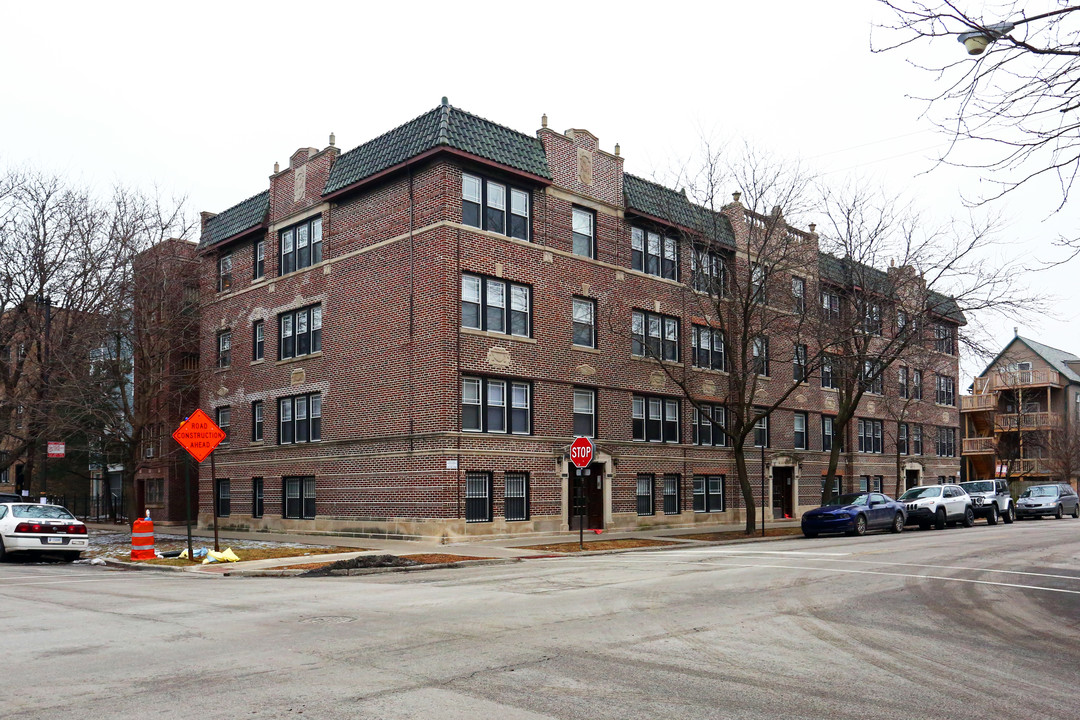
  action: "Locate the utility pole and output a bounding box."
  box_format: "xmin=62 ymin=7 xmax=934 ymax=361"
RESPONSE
xmin=35 ymin=294 xmax=52 ymax=498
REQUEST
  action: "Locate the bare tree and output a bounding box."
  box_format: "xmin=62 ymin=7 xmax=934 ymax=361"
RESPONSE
xmin=873 ymin=2 xmax=1080 ymax=237
xmin=1043 ymin=423 xmax=1080 ymax=485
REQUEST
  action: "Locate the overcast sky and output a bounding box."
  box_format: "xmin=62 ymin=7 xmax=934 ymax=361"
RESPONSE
xmin=2 ymin=1 xmax=1074 ymax=379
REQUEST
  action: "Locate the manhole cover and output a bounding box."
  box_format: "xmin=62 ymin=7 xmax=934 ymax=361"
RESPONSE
xmin=299 ymin=616 xmax=355 ymax=625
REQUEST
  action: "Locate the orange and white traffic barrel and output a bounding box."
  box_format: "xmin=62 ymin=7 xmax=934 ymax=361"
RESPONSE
xmin=131 ymin=515 xmax=155 ymax=561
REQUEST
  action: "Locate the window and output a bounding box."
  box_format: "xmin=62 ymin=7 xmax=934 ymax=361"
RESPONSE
xmin=631 ymin=311 xmax=679 ymax=362
xmin=283 ymin=476 xmax=316 ymax=519
xmin=505 ymin=472 xmax=529 ymax=521
xmin=936 ymin=375 xmax=956 ymax=406
xmin=754 ymin=412 xmax=769 ymax=448
xmin=936 ymin=426 xmax=957 ymax=457
xmin=822 ymin=475 xmax=842 ymax=498
xmin=692 ymin=326 xmax=725 ymax=371
xmin=253 ymin=320 xmax=264 ymax=361
xmin=215 ymin=479 xmax=231 ymax=517
xmin=821 ymin=354 xmax=839 ymax=390
xmin=873 ymin=477 xmax=883 ymax=493
xmin=278 ymin=393 xmax=322 ymax=444
xmin=693 ymin=404 xmax=727 ymax=446
xmin=145 ymin=478 xmax=164 ymax=505
xmin=691 ymin=247 xmax=726 ymax=295
xmin=218 ymin=253 xmax=233 ymax=292
xmin=252 ymin=478 xmax=264 ymax=518
xmin=252 ymin=401 xmax=263 ymax=442
xmin=693 ymin=475 xmax=726 ymax=513
xmin=861 ymin=360 xmax=883 ymax=395
xmin=216 ymin=407 xmax=231 ymax=444
xmin=752 ymin=336 xmax=769 ymax=376
xmin=572 ymin=207 xmax=595 ymax=258
xmin=863 ymin=302 xmax=882 ymax=335
xmin=279 ymin=304 xmax=322 ymax=359
xmin=465 ymin=472 xmax=492 ymax=522
xmin=631 ymin=227 xmax=678 ymax=280
xmin=898 ymin=367 xmax=909 ymax=398
xmin=859 ymin=476 xmax=870 ymax=492
xmin=821 ymin=289 xmax=841 ymax=321
xmin=636 ymin=474 xmax=654 ymax=516
xmin=663 ymin=474 xmax=680 ymax=515
xmin=912 ymin=369 xmax=923 ymax=400
xmin=751 ymin=263 xmax=767 ymax=304
xmin=822 ymin=416 xmax=839 ymax=452
xmin=632 ymin=395 xmax=680 ymax=443
xmin=794 ymin=412 xmax=808 ymax=450
xmin=912 ymin=425 xmax=923 ymax=455
xmin=897 ymin=310 xmax=908 ymax=335
xmin=934 ymin=323 xmax=956 ymax=354
xmin=461 ymin=274 xmax=531 ymax=337
xmin=572 ymin=297 xmax=595 ymax=348
xmin=254 ymin=239 xmax=265 ymax=279
xmin=573 ymin=388 xmax=596 ymax=438
xmin=792 ymin=276 xmax=805 ymax=313
xmin=898 ymin=423 xmax=909 ymax=455
xmin=279 ymin=216 xmax=323 ymax=275
xmin=858 ymin=419 xmax=883 ymax=453
xmin=217 ymin=331 xmax=231 ymax=368
xmin=462 ymin=174 xmax=530 ymax=240
xmin=462 ymin=377 xmax=530 ymax=434
xmin=793 ymin=344 xmax=807 ymax=383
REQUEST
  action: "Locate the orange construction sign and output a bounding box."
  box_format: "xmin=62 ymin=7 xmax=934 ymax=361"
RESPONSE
xmin=172 ymin=409 xmax=227 ymax=463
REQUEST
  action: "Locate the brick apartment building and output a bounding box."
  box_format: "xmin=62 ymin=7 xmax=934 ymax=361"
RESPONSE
xmin=190 ymin=99 xmax=962 ymax=539
xmin=962 ymin=335 xmax=1080 ymax=489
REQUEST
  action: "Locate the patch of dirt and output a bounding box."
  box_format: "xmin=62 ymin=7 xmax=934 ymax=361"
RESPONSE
xmin=298 ymin=554 xmax=418 ymax=576
xmin=85 ymin=529 xmax=361 ymax=564
xmin=518 ymin=538 xmax=681 ymax=553
xmin=668 ymin=527 xmax=804 ymax=541
xmin=401 ymin=553 xmax=494 ymax=564
xmin=140 ymin=546 xmax=360 ymax=567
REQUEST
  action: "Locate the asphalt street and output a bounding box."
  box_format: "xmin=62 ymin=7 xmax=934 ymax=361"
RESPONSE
xmin=3 ymin=520 xmax=1079 ymax=719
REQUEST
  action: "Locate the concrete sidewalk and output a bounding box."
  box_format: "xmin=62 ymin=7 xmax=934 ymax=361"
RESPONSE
xmin=87 ymin=519 xmax=803 ymax=575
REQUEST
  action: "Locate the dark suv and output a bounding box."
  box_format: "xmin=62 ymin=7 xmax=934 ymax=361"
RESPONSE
xmin=960 ymin=479 xmax=1015 ymax=525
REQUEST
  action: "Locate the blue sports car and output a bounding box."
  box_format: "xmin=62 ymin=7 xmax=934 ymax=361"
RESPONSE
xmin=801 ymin=492 xmax=907 ymax=538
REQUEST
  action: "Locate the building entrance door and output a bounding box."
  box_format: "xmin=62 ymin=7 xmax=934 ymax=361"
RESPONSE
xmin=905 ymin=469 xmax=920 ymax=490
xmin=570 ymin=463 xmax=604 ymax=530
xmin=772 ymin=467 xmax=794 ymax=519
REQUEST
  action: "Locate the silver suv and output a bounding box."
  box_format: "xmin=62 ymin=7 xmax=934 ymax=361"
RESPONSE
xmin=960 ymin=479 xmax=1015 ymax=525
xmin=899 ymin=484 xmax=975 ymax=530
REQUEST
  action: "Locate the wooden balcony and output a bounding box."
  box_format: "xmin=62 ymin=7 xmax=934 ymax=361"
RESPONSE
xmin=1011 ymin=458 xmax=1050 ymax=476
xmin=962 ymin=437 xmax=996 ymax=455
xmin=994 ymin=412 xmax=1061 ymax=432
xmin=960 ymin=394 xmax=996 ymax=412
xmin=974 ymin=369 xmax=1063 ymax=393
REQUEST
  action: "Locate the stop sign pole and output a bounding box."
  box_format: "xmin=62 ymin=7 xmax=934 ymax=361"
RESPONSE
xmin=570 ymin=437 xmax=594 ymax=550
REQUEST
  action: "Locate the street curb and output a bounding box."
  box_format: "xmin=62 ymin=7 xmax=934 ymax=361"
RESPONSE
xmin=226 ymin=556 xmax=518 ymax=577
xmin=101 ymin=558 xmax=190 ymax=572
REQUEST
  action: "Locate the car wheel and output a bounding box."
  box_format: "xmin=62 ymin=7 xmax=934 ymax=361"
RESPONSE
xmin=986 ymin=505 xmax=998 ymax=525
xmin=1056 ymin=504 xmax=1064 ymax=519
xmin=0 ymin=537 xmax=6 ymax=562
xmin=803 ymin=530 xmax=818 ymax=539
xmin=852 ymin=515 xmax=867 ymax=536
xmin=890 ymin=513 xmax=904 ymax=534
xmin=1003 ymin=504 xmax=1015 ymax=524
xmin=962 ymin=506 xmax=976 ymax=528
xmin=62 ymin=552 xmax=81 ymax=563
xmin=1072 ymin=503 xmax=1079 ymax=519
xmin=934 ymin=507 xmax=947 ymax=530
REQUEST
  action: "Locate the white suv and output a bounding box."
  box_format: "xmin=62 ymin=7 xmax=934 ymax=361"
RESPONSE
xmin=899 ymin=484 xmax=975 ymax=530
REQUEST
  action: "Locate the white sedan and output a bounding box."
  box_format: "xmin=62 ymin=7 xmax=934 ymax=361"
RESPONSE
xmin=0 ymin=503 xmax=89 ymax=561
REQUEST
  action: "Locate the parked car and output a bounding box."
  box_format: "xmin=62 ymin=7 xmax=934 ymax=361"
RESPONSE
xmin=899 ymin=484 xmax=975 ymax=530
xmin=959 ymin=479 xmax=1015 ymax=525
xmin=1016 ymin=484 xmax=1080 ymax=520
xmin=801 ymin=492 xmax=907 ymax=538
xmin=0 ymin=502 xmax=88 ymax=561
xmin=0 ymin=493 xmax=21 ymax=503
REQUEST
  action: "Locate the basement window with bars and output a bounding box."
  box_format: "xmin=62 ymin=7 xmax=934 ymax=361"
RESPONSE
xmin=462 ymin=173 xmax=530 ymax=241
xmin=504 ymin=472 xmax=529 ymax=522
xmin=465 ymin=472 xmax=492 ymax=522
xmin=215 ymin=478 xmax=231 ymax=517
xmin=663 ymin=474 xmax=680 ymax=515
xmin=283 ymin=476 xmax=316 ymax=519
xmin=636 ymin=474 xmax=655 ymax=516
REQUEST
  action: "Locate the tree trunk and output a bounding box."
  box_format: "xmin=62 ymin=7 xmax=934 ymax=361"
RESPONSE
xmin=733 ymin=439 xmax=755 ymax=534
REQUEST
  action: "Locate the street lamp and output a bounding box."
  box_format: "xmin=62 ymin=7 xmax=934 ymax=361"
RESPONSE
xmin=956 ymin=8 xmax=1077 ymax=56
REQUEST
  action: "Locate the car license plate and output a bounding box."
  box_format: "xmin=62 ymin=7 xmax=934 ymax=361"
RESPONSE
xmin=46 ymin=537 xmax=63 ymax=544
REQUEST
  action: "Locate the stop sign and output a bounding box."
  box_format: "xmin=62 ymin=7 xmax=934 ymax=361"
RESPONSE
xmin=569 ymin=436 xmax=594 ymax=469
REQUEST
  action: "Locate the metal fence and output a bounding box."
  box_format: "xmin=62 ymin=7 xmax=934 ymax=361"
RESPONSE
xmin=48 ymin=492 xmax=130 ymax=523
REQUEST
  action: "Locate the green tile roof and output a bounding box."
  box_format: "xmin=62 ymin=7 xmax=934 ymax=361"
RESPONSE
xmin=198 ymin=190 xmax=269 ymax=250
xmin=818 ymin=252 xmax=965 ymax=325
xmin=624 ymin=174 xmax=735 ymax=247
xmin=324 ymin=101 xmax=551 ymax=196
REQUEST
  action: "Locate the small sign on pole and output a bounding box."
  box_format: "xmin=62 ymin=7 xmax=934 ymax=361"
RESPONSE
xmin=47 ymin=441 xmax=65 ymax=458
